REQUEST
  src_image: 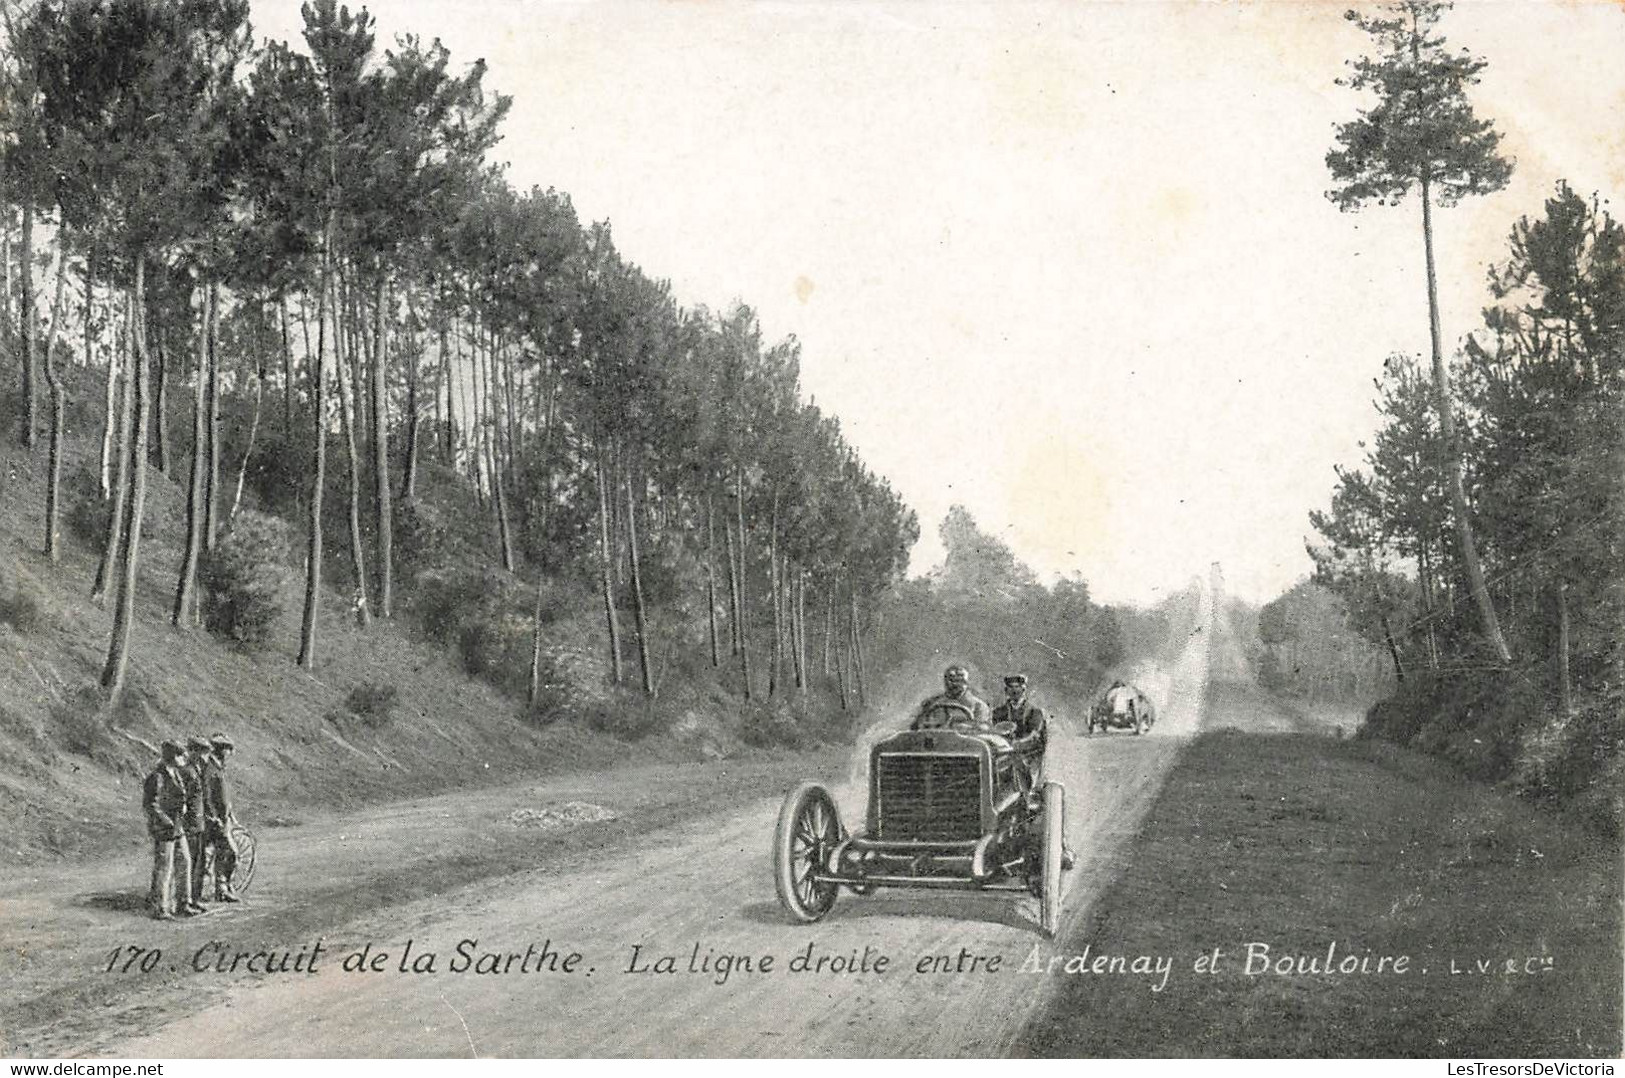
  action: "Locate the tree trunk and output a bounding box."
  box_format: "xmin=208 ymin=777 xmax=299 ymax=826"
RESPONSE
xmin=849 ymin=590 xmax=867 ymax=707
xmin=1556 ymin=581 xmax=1573 ymax=719
xmin=93 ymin=294 xmax=135 ymax=605
xmin=834 ymin=611 xmax=849 ymax=712
xmin=102 ymin=260 xmax=152 ymax=701
xmin=488 ymin=329 xmax=515 ymax=571
xmin=18 ymin=201 xmax=35 ymax=448
xmin=502 ymin=333 xmax=519 ymax=477
xmin=402 ymin=288 xmax=421 ymax=502
xmin=471 ymin=320 xmax=488 ymax=499
xmin=1419 ymin=539 xmax=1440 ymax=670
xmin=297 ymin=222 xmax=334 ymax=670
xmin=724 ymin=515 xmax=741 ymax=656
xmin=1380 ymin=611 xmax=1405 ymax=685
xmin=80 ymin=246 xmax=95 ymax=367
xmin=437 ymin=305 xmax=452 ymax=463
xmin=281 ymin=297 xmax=294 ymax=441
xmin=371 ymin=276 xmax=394 ymax=617
xmin=335 ymin=293 xmax=371 ymax=628
xmin=1 ymin=225 xmax=10 ymax=358
xmin=173 ymin=286 xmax=210 ymax=628
xmin=794 ymin=569 xmax=807 ymax=693
xmin=705 ymin=494 xmax=720 ymax=668
xmin=453 ymin=317 xmax=472 ymax=489
xmin=822 ymin=588 xmax=834 ymax=677
xmin=626 ymin=475 xmax=653 ymax=696
xmin=527 ymin=573 xmax=548 ymax=708
xmin=202 ymin=283 xmax=221 ymax=553
xmin=466 ymin=318 xmax=481 ymax=498
xmin=768 ymin=491 xmax=781 ymax=697
xmin=347 ymin=270 xmax=368 ymax=451
xmin=735 ymin=467 xmax=752 ymax=701
xmin=1420 ymin=177 xmax=1512 ymax=664
xmin=229 ymin=327 xmax=264 ymax=522
xmin=151 ymin=332 xmax=170 ymax=474
xmin=41 ymin=243 xmax=67 ymax=561
xmin=99 ymin=311 xmax=119 ymax=500
xmin=596 ymin=448 xmax=623 ymax=684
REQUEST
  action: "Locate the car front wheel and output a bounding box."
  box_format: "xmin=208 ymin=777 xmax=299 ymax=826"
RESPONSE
xmin=773 ymin=782 xmax=842 ymax=923
xmin=1039 ymin=781 xmax=1065 ymax=937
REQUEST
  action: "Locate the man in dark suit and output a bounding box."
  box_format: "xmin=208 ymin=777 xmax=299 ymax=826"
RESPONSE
xmin=183 ymin=736 xmax=212 ymax=907
xmin=991 ymin=674 xmax=1048 ymax=779
xmin=143 ymin=741 xmax=203 ymax=919
xmin=201 ymin=734 xmax=241 ymax=902
xmin=994 ymin=675 xmax=1074 ymax=870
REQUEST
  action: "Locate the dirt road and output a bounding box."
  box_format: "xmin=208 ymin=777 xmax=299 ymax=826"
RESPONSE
xmin=0 ymin=591 xmax=1228 ymax=1053
xmin=76 ymin=592 xmax=1221 ymax=1058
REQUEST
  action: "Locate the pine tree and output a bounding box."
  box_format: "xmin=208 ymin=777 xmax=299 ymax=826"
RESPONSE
xmin=1327 ymin=0 xmax=1514 ymax=663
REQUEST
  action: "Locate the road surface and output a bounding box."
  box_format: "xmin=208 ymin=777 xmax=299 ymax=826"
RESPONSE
xmin=101 ymin=593 xmax=1221 ymax=1058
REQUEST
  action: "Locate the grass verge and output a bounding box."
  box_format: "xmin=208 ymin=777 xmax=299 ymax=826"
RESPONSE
xmin=1015 ymin=688 xmax=1621 ymax=1057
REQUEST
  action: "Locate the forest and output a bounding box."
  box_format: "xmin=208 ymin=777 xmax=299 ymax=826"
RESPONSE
xmin=1279 ymin=1 xmax=1622 ymax=831
xmin=0 ymin=0 xmax=1146 ymax=775
xmin=0 ymin=0 xmax=934 ymax=718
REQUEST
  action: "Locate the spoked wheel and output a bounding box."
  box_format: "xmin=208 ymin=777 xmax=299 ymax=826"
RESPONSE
xmin=773 ymin=783 xmax=843 ymax=922
xmin=1039 ymin=782 xmax=1065 ymax=938
xmin=230 ymin=821 xmax=257 ymax=894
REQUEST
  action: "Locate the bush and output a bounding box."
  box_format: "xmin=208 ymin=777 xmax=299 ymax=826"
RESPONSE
xmin=243 ymin=432 xmax=309 ymax=516
xmin=343 ymin=683 xmax=399 ymax=728
xmin=585 ymin=696 xmax=668 ymax=741
xmin=415 ymin=567 xmax=537 ymax=693
xmin=396 ymin=499 xmax=453 ymax=576
xmin=64 ymin=463 xmax=110 ymax=547
xmin=457 ymin=620 xmax=508 ymax=679
xmin=0 ymin=577 xmax=45 ymax=634
xmin=740 ymin=702 xmax=807 ymax=749
xmin=417 ymin=567 xmax=513 ymax=644
xmin=201 ymin=510 xmax=290 ymax=646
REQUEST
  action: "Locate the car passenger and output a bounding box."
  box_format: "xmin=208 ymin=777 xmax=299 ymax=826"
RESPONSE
xmin=992 ymin=673 xmax=1048 ymax=765
xmin=912 ymin=664 xmax=991 ymax=730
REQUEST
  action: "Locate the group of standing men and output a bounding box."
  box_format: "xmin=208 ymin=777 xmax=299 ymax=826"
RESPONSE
xmin=142 ymin=734 xmax=240 ymax=920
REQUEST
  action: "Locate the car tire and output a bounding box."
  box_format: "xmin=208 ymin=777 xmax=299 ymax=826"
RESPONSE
xmin=773 ymin=782 xmax=842 ymax=923
xmin=1039 ymin=781 xmax=1064 ymax=938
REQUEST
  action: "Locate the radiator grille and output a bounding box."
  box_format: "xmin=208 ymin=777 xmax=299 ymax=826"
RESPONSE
xmin=876 ymin=754 xmax=981 ymax=841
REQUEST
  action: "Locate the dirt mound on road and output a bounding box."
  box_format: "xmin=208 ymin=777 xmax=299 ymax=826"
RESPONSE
xmin=508 ymin=802 xmax=619 ymax=830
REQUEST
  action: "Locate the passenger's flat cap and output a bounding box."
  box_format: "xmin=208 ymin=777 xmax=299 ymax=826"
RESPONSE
xmin=210 ymin=733 xmax=234 ymax=749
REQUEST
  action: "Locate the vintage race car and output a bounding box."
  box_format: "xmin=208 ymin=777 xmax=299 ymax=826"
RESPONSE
xmin=1087 ymin=682 xmax=1156 ymax=735
xmin=772 ymin=699 xmax=1068 ymax=937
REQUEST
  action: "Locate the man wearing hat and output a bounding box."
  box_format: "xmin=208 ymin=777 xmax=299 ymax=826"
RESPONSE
xmin=913 ymin=663 xmax=991 ymax=730
xmin=181 ymin=737 xmax=214 ymax=908
xmin=994 ymin=676 xmax=1075 ymax=870
xmin=142 ymin=741 xmax=202 ymax=919
xmin=201 ymin=734 xmax=241 ymax=902
xmin=992 ymin=674 xmax=1049 ymax=778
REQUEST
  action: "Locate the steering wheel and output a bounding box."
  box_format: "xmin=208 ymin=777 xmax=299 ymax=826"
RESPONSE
xmin=918 ymin=700 xmax=979 ymax=731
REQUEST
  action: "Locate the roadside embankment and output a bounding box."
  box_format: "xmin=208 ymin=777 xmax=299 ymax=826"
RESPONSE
xmin=1014 ymin=677 xmax=1622 ymax=1058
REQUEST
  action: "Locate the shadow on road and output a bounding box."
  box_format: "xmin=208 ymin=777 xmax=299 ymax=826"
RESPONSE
xmin=79 ymin=889 xmax=148 ymax=915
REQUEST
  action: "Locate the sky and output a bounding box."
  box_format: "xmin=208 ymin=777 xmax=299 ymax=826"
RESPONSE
xmin=253 ymin=0 xmax=1625 ymax=606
